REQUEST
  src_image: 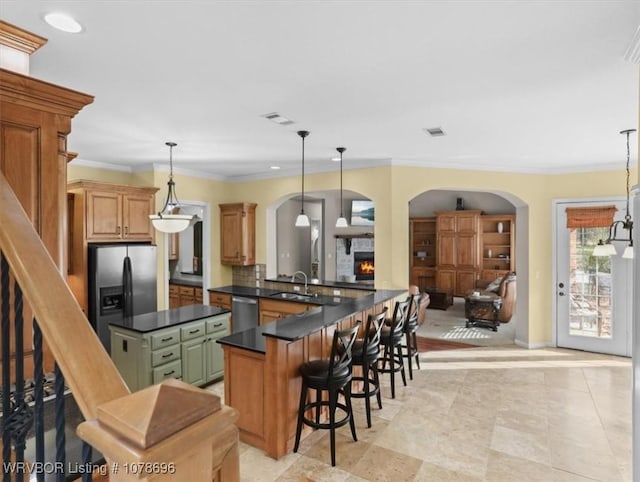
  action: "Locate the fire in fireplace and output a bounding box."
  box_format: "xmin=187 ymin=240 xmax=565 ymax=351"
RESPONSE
xmin=354 ymin=252 xmax=374 ymax=280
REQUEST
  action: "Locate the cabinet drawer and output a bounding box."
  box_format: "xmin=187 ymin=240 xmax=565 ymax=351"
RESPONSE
xmin=150 ymin=329 xmax=180 ymax=350
xmin=152 ymin=360 xmax=182 ymax=384
xmin=179 ymin=286 xmax=195 ymax=296
xmin=181 ymin=321 xmax=206 ymax=341
xmin=169 ymin=285 xmax=180 ymax=295
xmin=209 ymin=292 xmax=232 ymax=309
xmin=207 ymin=317 xmax=229 ymax=335
xmin=151 ymin=346 xmax=180 ymax=367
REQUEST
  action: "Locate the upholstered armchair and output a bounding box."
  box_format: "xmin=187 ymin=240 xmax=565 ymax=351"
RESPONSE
xmin=464 ymin=273 xmax=516 ymax=331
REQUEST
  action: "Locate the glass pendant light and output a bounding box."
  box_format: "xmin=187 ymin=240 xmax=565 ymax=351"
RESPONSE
xmin=593 ymin=129 xmax=636 ymax=258
xmin=295 ymin=130 xmax=311 ymax=227
xmin=335 ymin=147 xmax=348 ymax=228
xmin=149 ymin=142 xmax=193 ymax=233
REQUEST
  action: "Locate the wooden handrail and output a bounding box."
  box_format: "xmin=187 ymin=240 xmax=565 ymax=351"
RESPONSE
xmin=0 ymin=172 xmax=129 ymax=419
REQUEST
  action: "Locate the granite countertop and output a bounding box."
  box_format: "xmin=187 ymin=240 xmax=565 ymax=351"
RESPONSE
xmin=169 ymin=278 xmax=203 ymax=288
xmin=208 ymin=285 xmax=344 ymax=306
xmin=264 ymin=277 xmax=376 ymax=292
xmin=108 ymin=305 xmax=230 ymax=333
xmin=217 ymin=289 xmax=405 ymax=354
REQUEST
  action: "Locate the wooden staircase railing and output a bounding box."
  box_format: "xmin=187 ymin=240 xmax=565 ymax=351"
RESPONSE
xmin=0 ymin=172 xmax=239 ymax=480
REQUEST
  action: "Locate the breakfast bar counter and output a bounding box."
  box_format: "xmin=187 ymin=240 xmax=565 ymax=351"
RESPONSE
xmin=217 ymin=289 xmax=405 ymax=459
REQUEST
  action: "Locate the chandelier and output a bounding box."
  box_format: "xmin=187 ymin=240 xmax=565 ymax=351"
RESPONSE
xmin=593 ymin=129 xmax=636 ymax=259
xmin=149 ymin=142 xmax=194 ymax=233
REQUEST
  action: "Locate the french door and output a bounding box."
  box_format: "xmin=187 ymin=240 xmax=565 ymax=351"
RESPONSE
xmin=555 ymin=200 xmax=632 ymax=356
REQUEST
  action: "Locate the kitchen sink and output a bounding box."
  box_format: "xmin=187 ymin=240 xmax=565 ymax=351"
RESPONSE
xmin=270 ymin=291 xmax=314 ymax=301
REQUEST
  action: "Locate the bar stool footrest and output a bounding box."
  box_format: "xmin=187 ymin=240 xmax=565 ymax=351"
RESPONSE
xmin=301 ymin=400 xmax=352 ymax=430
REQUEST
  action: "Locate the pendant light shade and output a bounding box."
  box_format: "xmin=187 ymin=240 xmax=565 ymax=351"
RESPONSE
xmin=335 ymin=146 xmax=348 ymax=228
xmin=149 ymin=142 xmax=194 ymax=233
xmin=295 ymin=130 xmax=310 ymax=227
xmin=592 ymin=129 xmax=636 ymax=258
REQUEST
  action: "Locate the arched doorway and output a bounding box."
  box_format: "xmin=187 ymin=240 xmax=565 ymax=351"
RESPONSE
xmin=409 ymin=189 xmax=529 ymax=347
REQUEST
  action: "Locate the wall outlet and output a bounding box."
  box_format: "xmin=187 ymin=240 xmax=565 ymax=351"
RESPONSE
xmin=293 ymin=285 xmax=301 ymax=292
xmin=333 ymin=289 xmax=341 ymax=296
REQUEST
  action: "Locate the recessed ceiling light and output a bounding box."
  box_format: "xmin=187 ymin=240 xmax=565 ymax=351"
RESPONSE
xmin=423 ymin=126 xmax=446 ymax=137
xmin=44 ymin=13 xmax=83 ymax=33
xmin=331 ymin=157 xmax=341 ymax=162
xmin=262 ymin=112 xmax=295 ymax=126
xmin=270 ymin=166 xmax=281 ymax=170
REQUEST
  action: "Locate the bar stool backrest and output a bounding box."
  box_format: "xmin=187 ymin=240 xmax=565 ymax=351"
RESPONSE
xmin=405 ymin=293 xmax=421 ymax=331
xmin=329 ymin=323 xmax=361 ymax=379
xmin=363 ymin=307 xmax=389 ymax=353
xmin=389 ymin=299 xmax=409 ymax=340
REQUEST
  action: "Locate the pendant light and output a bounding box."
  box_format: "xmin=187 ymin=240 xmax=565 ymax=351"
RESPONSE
xmin=335 ymin=147 xmax=348 ymax=228
xmin=149 ymin=142 xmax=193 ymax=233
xmin=295 ymin=130 xmax=311 ymax=227
xmin=593 ymin=129 xmax=636 ymax=258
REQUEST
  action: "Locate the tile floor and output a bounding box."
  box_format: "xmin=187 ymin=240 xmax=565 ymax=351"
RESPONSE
xmin=417 ymin=297 xmax=516 ymax=346
xmin=206 ymin=346 xmax=632 ymax=481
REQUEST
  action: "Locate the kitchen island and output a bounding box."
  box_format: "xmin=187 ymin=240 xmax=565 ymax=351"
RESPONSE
xmin=217 ymin=289 xmax=405 ymax=459
xmin=109 ymin=305 xmax=230 ymax=391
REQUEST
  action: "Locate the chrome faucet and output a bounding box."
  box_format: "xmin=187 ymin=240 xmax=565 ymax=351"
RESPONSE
xmin=291 ymin=271 xmax=308 ymax=294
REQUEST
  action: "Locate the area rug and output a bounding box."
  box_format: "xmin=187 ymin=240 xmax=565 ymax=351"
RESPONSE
xmin=416 ymin=336 xmax=475 ymax=351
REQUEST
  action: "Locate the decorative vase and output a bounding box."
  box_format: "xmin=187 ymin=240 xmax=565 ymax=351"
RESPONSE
xmin=497 ymin=222 xmax=504 ymax=233
xmin=488 ymin=249 xmax=492 ymax=258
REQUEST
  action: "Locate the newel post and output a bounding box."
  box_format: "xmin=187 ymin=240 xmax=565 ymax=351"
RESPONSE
xmin=77 ymin=379 xmax=239 ymax=481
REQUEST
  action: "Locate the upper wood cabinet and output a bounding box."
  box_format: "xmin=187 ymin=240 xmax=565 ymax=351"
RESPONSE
xmin=76 ymin=184 xmax=157 ymax=242
xmin=219 ymin=203 xmax=256 ymax=265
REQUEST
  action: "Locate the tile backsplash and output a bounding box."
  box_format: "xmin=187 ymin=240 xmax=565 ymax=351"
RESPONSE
xmin=232 ymin=264 xmax=267 ymax=287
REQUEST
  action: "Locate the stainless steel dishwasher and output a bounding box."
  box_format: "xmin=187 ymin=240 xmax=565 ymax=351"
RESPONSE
xmin=231 ymin=296 xmax=259 ymax=333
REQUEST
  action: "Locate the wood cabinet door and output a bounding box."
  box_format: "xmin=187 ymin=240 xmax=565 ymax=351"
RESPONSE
xmin=437 ymin=214 xmax=456 ymax=232
xmin=436 ymin=270 xmax=456 ymax=296
xmin=456 ymin=270 xmax=478 ymax=296
xmin=122 ymin=193 xmax=154 ymax=240
xmin=437 ymin=232 xmax=456 ymax=268
xmin=220 ymin=209 xmax=242 ymax=264
xmin=260 ymin=310 xmax=281 ymax=325
xmin=86 ymin=190 xmax=122 ymax=240
xmin=168 ymin=233 xmax=179 ymax=260
xmin=457 ymin=233 xmax=478 ymax=269
xmin=456 ymin=213 xmax=478 ymax=233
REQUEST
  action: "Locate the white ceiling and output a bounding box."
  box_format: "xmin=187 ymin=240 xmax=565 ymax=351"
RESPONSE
xmin=3 ymin=1 xmax=640 ymax=181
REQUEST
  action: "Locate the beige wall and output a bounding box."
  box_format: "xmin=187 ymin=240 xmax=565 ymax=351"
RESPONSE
xmin=68 ymin=161 xmax=636 ymax=345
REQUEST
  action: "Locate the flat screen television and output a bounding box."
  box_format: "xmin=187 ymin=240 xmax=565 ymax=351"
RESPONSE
xmin=351 ymin=200 xmax=374 ymax=226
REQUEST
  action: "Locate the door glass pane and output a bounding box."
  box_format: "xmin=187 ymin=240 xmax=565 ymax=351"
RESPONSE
xmin=568 ymin=227 xmax=612 ymax=338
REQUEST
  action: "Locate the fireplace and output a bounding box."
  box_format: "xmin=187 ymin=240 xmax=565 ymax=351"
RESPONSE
xmin=354 ymin=252 xmax=374 ymax=280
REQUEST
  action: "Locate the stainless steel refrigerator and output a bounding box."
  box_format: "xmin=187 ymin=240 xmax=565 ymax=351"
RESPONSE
xmin=88 ymin=243 xmax=157 ymax=353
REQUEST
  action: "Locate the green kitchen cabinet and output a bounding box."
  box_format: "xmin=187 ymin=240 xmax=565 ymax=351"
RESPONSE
xmin=109 ymin=312 xmax=229 ymax=391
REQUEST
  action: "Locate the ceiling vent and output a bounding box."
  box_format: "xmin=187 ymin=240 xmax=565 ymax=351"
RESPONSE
xmin=262 ymin=112 xmax=295 ymax=126
xmin=423 ymin=127 xmax=446 ymax=137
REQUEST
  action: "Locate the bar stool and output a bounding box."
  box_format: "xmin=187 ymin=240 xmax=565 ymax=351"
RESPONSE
xmin=293 ymin=323 xmax=360 ymax=467
xmin=350 ymin=307 xmax=388 ymax=428
xmin=401 ymin=292 xmax=422 ymax=380
xmin=378 ymin=299 xmax=409 ymax=398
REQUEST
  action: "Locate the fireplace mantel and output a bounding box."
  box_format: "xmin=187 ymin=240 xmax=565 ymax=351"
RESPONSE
xmin=335 ymin=233 xmax=373 ymax=254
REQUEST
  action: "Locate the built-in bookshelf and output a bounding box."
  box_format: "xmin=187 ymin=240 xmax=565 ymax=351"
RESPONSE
xmin=409 ymin=217 xmax=437 ymax=290
xmin=480 ymin=214 xmax=515 ymax=282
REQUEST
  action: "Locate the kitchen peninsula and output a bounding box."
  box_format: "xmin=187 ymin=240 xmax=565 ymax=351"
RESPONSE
xmin=216 ymin=289 xmax=405 ymax=459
